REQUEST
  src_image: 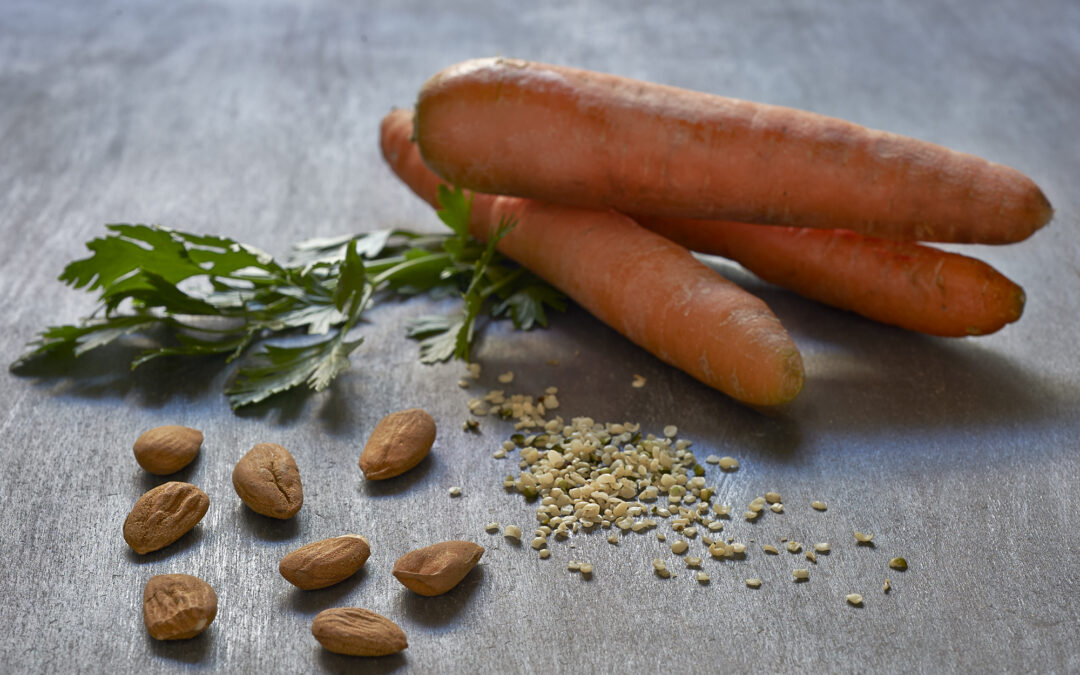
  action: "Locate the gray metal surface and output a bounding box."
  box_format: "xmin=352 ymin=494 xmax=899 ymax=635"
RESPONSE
xmin=1 ymin=1 xmax=1078 ymax=672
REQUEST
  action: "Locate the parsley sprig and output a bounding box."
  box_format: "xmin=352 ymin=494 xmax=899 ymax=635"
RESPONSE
xmin=10 ymin=186 xmax=565 ymax=409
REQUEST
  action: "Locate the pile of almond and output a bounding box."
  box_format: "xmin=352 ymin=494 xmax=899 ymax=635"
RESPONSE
xmin=122 ymin=410 xmax=482 ymax=659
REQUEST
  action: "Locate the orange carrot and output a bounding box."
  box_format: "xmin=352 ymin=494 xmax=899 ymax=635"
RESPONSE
xmin=633 ymin=215 xmax=1025 ymax=337
xmin=381 ymin=109 xmax=804 ymax=406
xmin=414 ymin=58 xmax=1052 ymax=244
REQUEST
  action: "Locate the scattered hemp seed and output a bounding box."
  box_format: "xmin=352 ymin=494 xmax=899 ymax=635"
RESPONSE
xmin=498 ymin=371 xmax=514 ymax=384
xmin=467 ymin=363 xmax=481 ymax=379
xmin=855 ymin=531 xmax=875 ymax=544
xmin=762 ymin=544 xmax=779 ymax=555
xmin=713 ymin=503 xmax=731 ymax=518
xmin=504 ymin=525 xmax=523 ymax=541
xmin=889 ymin=557 xmax=908 ymax=570
xmin=653 ymin=559 xmax=671 ymax=578
xmin=811 ymin=501 xmax=828 ymax=511
xmin=730 ymin=542 xmax=747 ymax=555
xmin=663 ymin=425 xmax=678 ymax=437
xmin=718 ymin=456 xmax=739 ymax=471
xmin=579 ymin=563 xmax=594 ymax=576
xmin=805 ymin=550 xmax=817 ymax=564
xmin=656 ymin=532 xmax=666 ymax=542
xmin=493 ymin=448 xmax=507 ymax=459
xmin=745 ymin=578 xmax=762 ymax=588
xmin=814 ymin=542 xmax=830 ymax=553
xmin=671 ymin=540 xmax=689 ymax=555
xmin=631 ymin=374 xmax=647 ymax=388
xmin=748 ymin=497 xmax=767 ymax=512
xmin=786 ymin=541 xmax=802 ymax=554
xmin=769 ymin=503 xmax=784 ymax=514
xmin=448 ymin=487 xmax=462 ymax=497
xmin=485 ymin=522 xmax=500 ymax=533
xmin=705 ymin=455 xmax=721 ymax=465
xmin=539 ymin=549 xmax=550 ymax=559
xmin=764 ymin=491 xmax=782 ymax=504
xmin=567 ymin=560 xmax=581 ymax=571
xmin=883 ymin=579 xmax=891 ymax=593
xmin=744 ymin=511 xmax=761 ymax=521
xmin=696 ymin=572 xmax=710 ymax=584
xmin=607 ymin=533 xmax=619 ymax=545
xmin=686 ymin=556 xmax=703 ymax=568
xmin=846 ymin=593 xmax=864 ymax=606
xmin=457 ymin=378 xmax=470 ymax=388
xmin=463 ymin=418 xmax=480 ymax=432
xmin=531 ymin=537 xmax=547 ymax=550
xmin=792 ymin=569 xmax=810 ymax=582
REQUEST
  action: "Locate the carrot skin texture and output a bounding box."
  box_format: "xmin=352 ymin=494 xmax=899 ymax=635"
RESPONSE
xmin=634 ymin=215 xmax=1025 ymax=337
xmin=415 ymin=58 xmax=1052 ymax=244
xmin=381 ymin=109 xmax=804 ymax=406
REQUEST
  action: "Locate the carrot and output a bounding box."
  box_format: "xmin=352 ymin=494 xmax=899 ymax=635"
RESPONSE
xmin=633 ymin=215 xmax=1025 ymax=337
xmin=381 ymin=109 xmax=804 ymax=406
xmin=414 ymin=58 xmax=1052 ymax=244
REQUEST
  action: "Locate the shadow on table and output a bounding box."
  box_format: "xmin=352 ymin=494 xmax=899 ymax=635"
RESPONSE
xmin=124 ymin=525 xmax=207 ymax=564
xmin=316 ymin=648 xmax=407 ymax=673
xmin=236 ymin=504 xmax=302 ymax=542
xmin=282 ymin=568 xmax=369 ymax=616
xmin=10 ymin=270 xmax=1074 ymax=446
xmin=394 ymin=565 xmax=485 ymax=628
xmin=359 ymin=454 xmax=436 ymax=498
xmin=147 ymin=629 xmax=212 ymax=664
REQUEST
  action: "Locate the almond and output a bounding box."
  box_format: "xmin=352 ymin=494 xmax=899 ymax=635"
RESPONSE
xmin=279 ymin=535 xmax=371 ymax=590
xmin=232 ymin=442 xmax=303 ymax=519
xmin=133 ymin=425 xmax=203 ymax=475
xmin=311 ymin=608 xmax=407 ymax=657
xmin=123 ymin=481 xmax=209 ymax=554
xmin=392 ymin=540 xmax=484 ymax=596
xmin=143 ymin=574 xmax=217 ymax=640
xmin=359 ymin=408 xmax=436 ymax=480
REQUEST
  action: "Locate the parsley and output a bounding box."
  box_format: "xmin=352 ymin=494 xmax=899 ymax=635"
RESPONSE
xmin=10 ymin=188 xmax=565 ymax=409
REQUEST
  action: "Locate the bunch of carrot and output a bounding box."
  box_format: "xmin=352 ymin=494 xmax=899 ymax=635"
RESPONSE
xmin=381 ymin=58 xmax=1052 ymax=406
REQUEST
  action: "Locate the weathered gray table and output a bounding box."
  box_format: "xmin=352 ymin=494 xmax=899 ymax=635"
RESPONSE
xmin=2 ymin=1 xmax=1077 ymax=672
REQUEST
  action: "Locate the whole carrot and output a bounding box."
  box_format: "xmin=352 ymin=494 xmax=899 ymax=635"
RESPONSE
xmin=414 ymin=58 xmax=1052 ymax=244
xmin=633 ymin=215 xmax=1025 ymax=337
xmin=381 ymin=109 xmax=804 ymax=406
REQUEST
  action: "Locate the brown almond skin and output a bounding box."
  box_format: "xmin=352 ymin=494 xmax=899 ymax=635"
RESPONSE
xmin=133 ymin=425 xmax=203 ymax=475
xmin=359 ymin=409 xmax=436 ymax=480
xmin=280 ymin=535 xmax=371 ymax=590
xmin=123 ymin=482 xmax=209 ymax=554
xmin=312 ymin=608 xmax=407 ymax=657
xmin=392 ymin=540 xmax=484 ymax=596
xmin=232 ymin=442 xmax=303 ymax=519
xmin=143 ymin=574 xmax=217 ymax=640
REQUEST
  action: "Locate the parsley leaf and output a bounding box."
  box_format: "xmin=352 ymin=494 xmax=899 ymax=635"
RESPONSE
xmin=12 ymin=188 xmax=567 ymax=411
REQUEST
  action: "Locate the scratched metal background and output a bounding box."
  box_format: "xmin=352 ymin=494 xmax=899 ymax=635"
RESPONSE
xmin=1 ymin=1 xmax=1078 ymax=672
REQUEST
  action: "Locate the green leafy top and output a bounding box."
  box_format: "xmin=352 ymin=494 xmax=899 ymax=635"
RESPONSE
xmin=11 ymin=187 xmax=566 ymax=409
